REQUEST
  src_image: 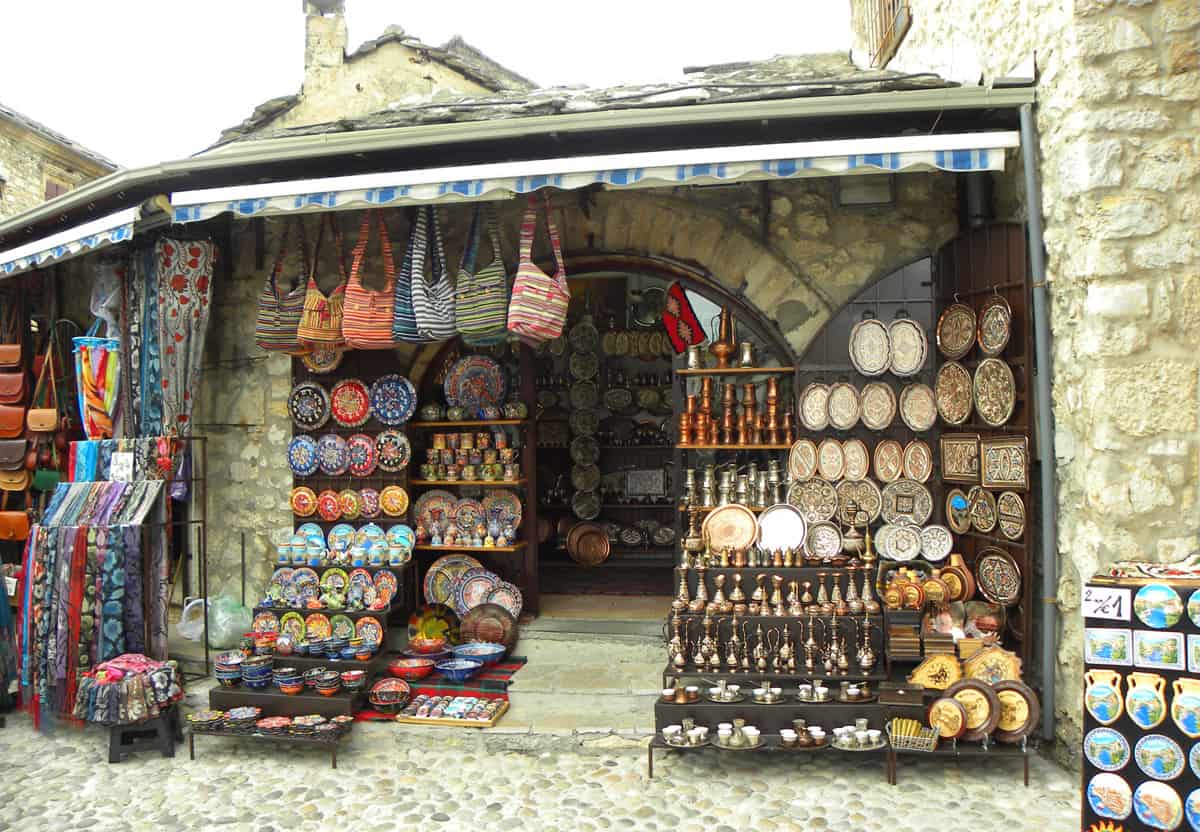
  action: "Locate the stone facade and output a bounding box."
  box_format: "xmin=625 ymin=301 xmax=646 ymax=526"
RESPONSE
xmin=0 ymin=106 xmax=115 ymax=219
xmin=852 ymin=0 xmax=1200 ymax=762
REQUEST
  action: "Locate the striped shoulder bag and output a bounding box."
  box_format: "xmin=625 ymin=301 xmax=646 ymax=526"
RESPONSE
xmin=456 ymin=204 xmax=509 ymax=345
xmin=391 ymin=208 xmax=429 ymax=344
xmin=410 ymin=206 xmax=457 ymax=341
xmin=342 ymin=209 xmax=396 ymax=349
xmin=254 ymin=216 xmax=311 ymax=354
xmin=507 ymin=193 xmax=569 ymax=346
xmin=297 ymin=214 xmax=348 ymax=349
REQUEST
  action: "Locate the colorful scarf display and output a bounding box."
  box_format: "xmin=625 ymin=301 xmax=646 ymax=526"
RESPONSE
xmin=73 ymin=320 xmax=121 ymax=440
xmin=72 ymin=653 xmax=183 ymax=726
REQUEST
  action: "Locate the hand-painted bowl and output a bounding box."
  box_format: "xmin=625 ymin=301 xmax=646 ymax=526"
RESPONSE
xmin=435 ymin=658 xmax=484 ymax=683
xmin=388 ymin=658 xmax=435 ymax=681
xmin=279 ymin=682 xmax=304 ymax=695
xmin=408 ymin=636 xmax=447 ymax=655
xmin=452 ymin=642 xmax=506 ymax=666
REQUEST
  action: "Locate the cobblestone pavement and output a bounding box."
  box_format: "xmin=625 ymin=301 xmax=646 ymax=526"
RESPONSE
xmin=0 ymin=711 xmax=1078 ymax=832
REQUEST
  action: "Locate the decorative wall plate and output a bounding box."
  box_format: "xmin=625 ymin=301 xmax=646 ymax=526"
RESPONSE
xmin=945 ymin=488 xmax=971 ymax=534
xmin=1173 ymin=679 xmax=1200 ymax=739
xmin=346 ymin=433 xmax=377 ymax=477
xmin=360 ymin=488 xmax=382 ymax=519
xmin=570 ymin=435 xmax=600 ymax=466
xmin=992 ymin=680 xmax=1039 ymax=744
xmin=278 ymin=610 xmax=305 ymax=641
xmin=826 ymin=382 xmax=861 ymax=430
xmin=1127 ymin=672 xmax=1169 ymax=730
xmin=976 ymin=547 xmax=1021 ymax=605
xmin=461 ymin=602 xmax=519 ymax=648
xmin=369 ymin=374 xmax=417 ymax=426
xmin=569 ymin=351 xmax=599 ymax=380
xmin=936 ymin=303 xmax=977 ymax=360
xmin=841 ymin=439 xmax=870 ymax=481
xmin=288 ymin=435 xmax=320 ymax=477
xmin=455 ymin=568 xmax=501 ymax=616
xmin=1086 ymin=727 xmax=1131 ymax=772
xmin=1134 ymin=780 xmax=1183 ymax=830
xmin=757 ymin=504 xmax=807 ymax=552
xmin=898 ymin=383 xmax=937 ymax=431
xmin=571 ymin=464 xmax=601 ymax=492
xmin=880 ymin=523 xmax=922 ymax=561
xmin=788 ymin=439 xmax=819 ymax=481
xmin=380 ymin=485 xmax=409 ymax=517
xmin=929 ymin=696 xmax=968 ymax=739
xmin=485 ymin=581 xmax=524 ymax=619
xmin=981 ymin=436 xmax=1029 ymax=491
xmin=386 ymin=524 xmax=415 ymax=553
xmin=316 ymin=433 xmax=350 ymax=475
xmin=978 ymin=294 xmax=1013 ymax=356
xmin=798 ymin=383 xmax=830 ymax=432
xmin=482 ymin=490 xmax=523 ymax=527
xmin=443 ymin=355 xmax=507 ymax=412
xmin=571 ymin=489 xmax=601 ymax=520
xmin=424 ymin=555 xmax=484 ymax=607
xmin=1087 ymin=772 xmax=1133 ymax=821
xmin=375 ymin=431 xmax=411 ymax=472
xmin=859 ymin=381 xmax=896 ymax=430
xmin=602 ymin=387 xmax=633 ymax=412
xmin=786 ymin=478 xmax=839 ymax=524
xmin=569 ymin=409 xmax=600 ymax=436
xmin=804 ymin=521 xmax=843 ymax=559
xmin=945 ymin=679 xmax=1001 ymax=742
xmin=569 ymin=381 xmax=599 ymax=410
xmin=887 ymin=318 xmax=928 ymax=376
xmin=967 ymin=486 xmax=997 ymax=533
xmin=330 ymin=379 xmax=371 ymax=428
xmin=940 ymin=433 xmax=980 ymax=483
xmin=973 ymin=358 xmax=1016 ymax=427
xmin=289 ymin=382 xmax=331 ymax=430
xmin=568 ymin=315 xmax=601 ymax=351
xmin=1135 ymin=584 xmax=1185 ymax=630
xmin=934 ymin=361 xmax=973 ymax=425
xmin=873 ymin=439 xmax=904 ymax=483
xmin=902 ymin=440 xmax=933 ymax=483
xmin=338 ymin=489 xmax=362 ymax=520
xmin=1086 ymin=669 xmax=1125 ymax=726
xmin=907 ymin=655 xmax=962 ymax=691
xmin=834 ymin=479 xmax=882 ymax=523
xmin=702 ymin=504 xmax=759 ymax=552
xmin=920 ymin=524 xmax=953 ymax=562
xmin=816 ymin=438 xmax=845 ymax=481
xmin=304 ymin=613 xmax=332 ymax=641
xmin=302 ymin=346 xmax=344 ymax=375
xmin=252 ymin=611 xmax=278 ymax=633
xmin=996 ymin=491 xmax=1025 ymax=540
xmin=413 ymin=490 xmax=457 ymax=529
xmin=880 ymin=478 xmax=932 ymax=525
xmin=1189 ymin=590 xmax=1200 ymax=629
xmin=848 ymin=318 xmax=890 ymax=376
xmin=963 ymin=644 xmax=1022 ymax=684
xmin=291 ymin=486 xmax=317 ymax=517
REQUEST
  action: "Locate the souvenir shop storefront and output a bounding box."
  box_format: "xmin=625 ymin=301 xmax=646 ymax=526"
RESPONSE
xmin=0 ymin=88 xmax=1071 ymax=780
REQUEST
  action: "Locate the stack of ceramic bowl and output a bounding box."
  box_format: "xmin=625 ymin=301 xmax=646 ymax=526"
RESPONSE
xmin=241 ymin=656 xmax=273 ymax=689
xmin=354 ymin=642 xmax=374 ymax=661
xmin=331 ymin=714 xmax=354 ymax=736
xmin=214 ymin=652 xmax=244 ymax=687
xmin=293 ymin=641 xmax=311 ymax=656
xmin=339 ymin=670 xmax=366 ymax=691
xmin=255 ymin=716 xmax=292 ymax=736
xmin=273 ymin=666 xmax=304 ymax=695
xmin=323 ymin=638 xmax=349 ymax=660
xmin=303 ymin=666 xmax=327 ymax=689
xmin=314 ymin=670 xmax=342 ymax=696
xmin=225 ymin=706 xmax=261 ymax=735
xmin=187 ymin=710 xmax=225 ymax=732
xmin=451 ymin=643 xmax=505 ymax=666
xmin=435 ymin=658 xmax=483 ymax=683
xmin=290 ymin=714 xmax=326 ymax=736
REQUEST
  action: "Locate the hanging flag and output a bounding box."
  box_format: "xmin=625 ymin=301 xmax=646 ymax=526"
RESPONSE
xmin=661 ymin=281 xmax=707 ymax=353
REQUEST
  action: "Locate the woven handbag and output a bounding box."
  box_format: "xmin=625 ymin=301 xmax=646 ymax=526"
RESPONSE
xmin=342 ymin=209 xmax=397 ymax=349
xmin=456 ymin=204 xmax=509 ymax=345
xmin=410 ymin=206 xmax=457 ymax=341
xmin=507 ymin=193 xmax=569 ymax=345
xmin=254 ymin=216 xmax=311 ymax=354
xmin=296 ymin=214 xmax=348 ymax=349
xmin=391 ymin=208 xmax=430 ymax=344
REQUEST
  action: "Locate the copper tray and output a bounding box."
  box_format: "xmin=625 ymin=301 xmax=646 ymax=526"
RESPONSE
xmin=996 ymin=491 xmax=1025 ymax=540
xmin=459 ymin=602 xmax=518 ymax=649
xmin=788 ymin=439 xmax=818 ymax=481
xmin=567 ymin=521 xmax=611 ymax=566
xmin=944 ymin=679 xmax=1002 ymax=742
xmin=835 ymin=479 xmax=882 ymax=523
xmin=939 ymin=433 xmax=980 ymax=484
xmin=967 ymin=486 xmax=997 ymax=533
xmin=849 ymin=318 xmax=890 ymax=377
xmin=902 ymin=440 xmax=933 ymax=483
xmin=898 ymin=383 xmax=937 ymax=432
xmin=977 ymin=294 xmax=1013 ymax=356
xmin=934 ymin=361 xmax=973 ymax=426
xmin=880 ymin=479 xmax=932 ymax=525
xmin=873 ymin=439 xmax=904 ymax=483
xmin=973 ymin=358 xmax=1015 ymax=427
xmin=981 ymin=435 xmax=1029 ymax=491
xmin=841 ymin=439 xmax=870 ymax=482
xmin=976 ymin=547 xmax=1022 ymax=606
xmin=787 ymin=478 xmax=839 ymax=524
xmin=936 ymin=303 xmax=977 ymax=360
xmin=816 ymin=438 xmax=845 ymax=481
xmin=702 ymin=504 xmax=758 ymax=552
xmin=859 ymin=381 xmax=896 ymax=430
xmin=798 ymin=383 xmax=830 ymax=432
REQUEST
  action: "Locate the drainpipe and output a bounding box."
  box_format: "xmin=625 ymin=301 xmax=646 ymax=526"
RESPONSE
xmin=1019 ymin=104 xmax=1058 ymax=743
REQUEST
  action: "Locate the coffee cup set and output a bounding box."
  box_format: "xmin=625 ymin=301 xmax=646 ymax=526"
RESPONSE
xmin=751 ymin=686 xmax=785 ymax=704
xmin=796 ymin=683 xmax=832 ymax=702
xmin=661 ymin=685 xmax=701 ymax=704
xmin=662 ymin=718 xmax=710 ymax=747
xmin=782 ymin=719 xmax=828 ymax=750
xmin=830 ymin=718 xmax=885 ymax=751
xmin=706 ymin=680 xmax=745 ymax=703
xmin=714 ymin=718 xmax=762 ymax=750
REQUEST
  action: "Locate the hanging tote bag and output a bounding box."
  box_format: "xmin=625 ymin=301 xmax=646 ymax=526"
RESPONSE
xmin=391 ymin=208 xmax=430 ymax=344
xmin=254 ymin=216 xmax=311 ymax=354
xmin=26 ymin=339 xmax=58 ymax=433
xmin=507 ymin=193 xmax=569 ymax=345
xmin=456 ymin=204 xmax=510 ymax=346
xmin=410 ymin=206 xmax=457 ymax=342
xmin=296 ymin=214 xmax=348 ymax=349
xmin=342 ymin=209 xmax=398 ymax=349
xmin=72 ymin=320 xmax=120 ymax=440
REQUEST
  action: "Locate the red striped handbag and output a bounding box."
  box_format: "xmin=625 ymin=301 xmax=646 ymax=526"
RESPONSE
xmin=342 ymin=209 xmax=397 ymax=349
xmin=296 ymin=215 xmax=348 ymax=349
xmin=506 ymin=193 xmax=569 ymax=345
xmin=254 ymin=216 xmax=311 ymax=354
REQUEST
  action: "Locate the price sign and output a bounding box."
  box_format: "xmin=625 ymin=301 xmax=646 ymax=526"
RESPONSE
xmin=110 ymin=452 xmax=134 ymax=483
xmin=1082 ymin=585 xmax=1131 ymax=622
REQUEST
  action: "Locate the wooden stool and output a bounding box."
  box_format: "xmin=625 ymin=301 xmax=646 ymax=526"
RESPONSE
xmin=108 ymin=705 xmax=183 ymax=763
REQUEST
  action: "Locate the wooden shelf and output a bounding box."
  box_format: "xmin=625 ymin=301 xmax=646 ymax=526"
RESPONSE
xmin=676 ymin=367 xmax=795 ymax=377
xmin=677 ymin=444 xmax=793 ymax=450
xmin=407 ymin=419 xmax=528 ymax=428
xmin=678 ymin=505 xmax=766 ymax=513
xmin=408 ymin=479 xmax=526 ymax=487
xmin=412 ymin=542 xmax=527 ymax=553
xmin=602 ymin=503 xmax=675 ymax=510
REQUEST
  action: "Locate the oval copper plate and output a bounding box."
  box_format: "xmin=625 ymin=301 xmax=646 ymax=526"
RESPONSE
xmin=973 ymin=358 xmax=1016 ymax=427
xmin=841 ymin=439 xmax=870 ymax=481
xmin=848 ymin=318 xmax=890 ymax=377
xmin=788 ymin=439 xmax=819 ymax=481
xmin=976 ymin=547 xmax=1022 ymax=606
xmin=873 ymin=439 xmax=904 ymax=483
xmin=826 ymin=382 xmax=861 ymax=431
xmin=945 ymin=679 xmax=1002 ymax=742
xmin=902 ymin=439 xmax=934 ymax=483
xmin=887 ymin=318 xmax=928 ymax=377
xmin=859 ymin=382 xmax=896 ymax=430
xmin=977 ymin=294 xmax=1013 ymax=356
xmin=701 ymin=504 xmax=758 ymax=552
xmin=946 ymin=488 xmax=971 ymax=534
xmin=898 ymin=383 xmax=937 ymax=432
xmin=997 ymin=491 xmax=1026 ymax=541
xmin=937 ymin=303 xmax=977 ymax=361
xmin=835 ymin=478 xmax=882 ymax=523
xmin=935 ymin=361 xmax=973 ymax=425
xmin=786 ymin=478 xmax=839 ymax=524
xmin=816 ymin=438 xmax=845 ymax=481
xmin=967 ymin=485 xmax=998 ymax=533
xmin=880 ymin=478 xmax=933 ymax=525
xmin=798 ymin=384 xmax=830 ymax=432
xmin=804 ymin=521 xmax=843 ymax=558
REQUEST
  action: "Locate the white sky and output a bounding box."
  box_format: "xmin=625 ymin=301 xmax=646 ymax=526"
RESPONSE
xmin=0 ymin=1 xmax=850 ymax=169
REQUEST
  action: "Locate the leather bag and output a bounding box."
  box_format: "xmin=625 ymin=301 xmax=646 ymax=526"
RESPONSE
xmin=0 ymin=304 xmax=22 ymax=369
xmin=0 ymin=510 xmax=30 ymax=541
xmin=341 ymin=209 xmax=397 ymax=349
xmin=0 ymin=406 xmax=25 ymax=439
xmin=0 ymin=371 xmax=26 ymax=405
xmin=0 ymin=468 xmax=30 ymax=491
xmin=0 ymin=439 xmax=27 ymax=471
xmin=26 ymin=340 xmax=58 ymax=433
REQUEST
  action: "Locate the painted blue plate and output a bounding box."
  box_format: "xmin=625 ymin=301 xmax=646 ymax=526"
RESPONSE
xmin=1136 ymin=734 xmax=1185 ymax=781
xmin=1085 ymin=727 xmax=1130 ymax=773
xmin=387 ymin=524 xmax=415 ymax=552
xmin=1135 ymin=584 xmax=1184 ymax=629
xmin=296 ymin=523 xmax=326 ymax=548
xmin=370 ymin=374 xmax=417 ymax=427
xmin=316 ymin=434 xmax=350 ymax=476
xmin=328 ymin=523 xmax=356 ymax=552
xmin=1186 ymin=788 xmax=1200 ymax=831
xmin=288 ymin=435 xmax=319 ymax=476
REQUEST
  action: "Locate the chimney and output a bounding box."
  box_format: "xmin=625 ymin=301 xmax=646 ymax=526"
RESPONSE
xmin=303 ymin=0 xmax=347 ymax=74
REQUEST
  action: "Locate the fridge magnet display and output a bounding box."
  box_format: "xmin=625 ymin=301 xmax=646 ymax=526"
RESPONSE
xmin=1085 ymin=628 xmax=1133 ymax=667
xmin=1134 ymin=584 xmax=1184 ymax=629
xmin=1188 ymin=589 xmax=1200 ymax=628
xmin=1171 ymin=678 xmax=1200 ymax=739
xmin=1126 ymin=671 xmax=1169 ymax=730
xmin=1134 ymin=734 xmax=1185 ymax=781
xmin=1087 ymin=772 xmax=1133 ymax=821
xmin=1133 ymin=781 xmax=1183 ymax=830
xmin=1189 ymin=635 xmax=1200 ymax=674
xmin=1085 ymin=670 xmax=1124 ymax=726
xmin=1085 ymin=727 xmax=1131 ymax=773
xmin=1134 ymin=631 xmax=1185 ymax=671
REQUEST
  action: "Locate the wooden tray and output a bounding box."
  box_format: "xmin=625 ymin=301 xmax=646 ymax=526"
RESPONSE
xmin=394 ymin=698 xmax=509 ymax=729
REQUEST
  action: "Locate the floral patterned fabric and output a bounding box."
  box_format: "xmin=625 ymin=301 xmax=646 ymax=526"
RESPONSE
xmin=155 ymin=239 xmax=214 ymax=437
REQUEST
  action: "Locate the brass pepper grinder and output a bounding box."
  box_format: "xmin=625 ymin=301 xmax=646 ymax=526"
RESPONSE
xmin=771 ymin=547 xmax=784 ymax=568
xmin=732 ymin=545 xmax=748 ymax=569
xmin=782 ymin=543 xmax=794 ymax=568
xmin=726 ymin=615 xmax=743 ymax=672
xmin=783 ymin=408 xmax=795 ymax=444
xmin=699 ymin=377 xmax=714 ymax=423
xmin=741 ymin=383 xmax=758 ymax=443
xmin=719 ymin=545 xmax=732 ymax=568
xmin=832 ymin=573 xmax=849 ymax=616
xmin=730 ymin=573 xmax=748 ymax=615
xmin=816 ymin=572 xmax=831 ymax=613
xmin=787 ymin=580 xmax=803 ymax=616
xmin=846 ymin=565 xmax=864 ymax=614
xmin=770 ymin=575 xmax=786 ymax=617
xmin=671 ymin=570 xmax=691 ymax=612
xmin=689 ymin=566 xmax=709 ymax=613
xmin=748 ymin=573 xmax=767 ymax=615
xmin=721 ymin=383 xmax=737 ymax=445
xmin=862 ymin=566 xmax=881 ymax=614
xmin=710 ymin=307 xmax=737 ymax=369
xmin=764 ymin=377 xmax=780 ymax=444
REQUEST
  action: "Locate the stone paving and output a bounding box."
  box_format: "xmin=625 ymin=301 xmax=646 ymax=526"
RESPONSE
xmin=0 ymin=708 xmax=1079 ymax=832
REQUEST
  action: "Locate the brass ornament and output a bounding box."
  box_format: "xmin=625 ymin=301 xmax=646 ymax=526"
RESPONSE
xmin=996 ymin=491 xmax=1026 ymax=540
xmin=902 ymin=439 xmax=934 ymax=483
xmin=872 ymin=439 xmax=904 ymax=483
xmin=936 ymin=303 xmax=977 ymax=361
xmin=880 ymin=478 xmax=933 ymax=525
xmin=859 ymin=381 xmax=896 ymax=430
xmin=934 ymin=361 xmax=973 ymax=425
xmin=967 ymin=486 xmax=998 ymax=534
xmin=898 ymin=383 xmax=937 ymax=432
xmin=977 ymin=293 xmax=1013 ymax=356
xmin=939 ymin=433 xmax=980 ymax=484
xmin=848 ymin=318 xmax=890 ymax=377
xmin=981 ymin=435 xmax=1029 ymax=490
xmin=798 ymin=383 xmax=830 ymax=432
xmin=973 ymin=358 xmax=1016 ymax=427
xmin=787 ymin=478 xmax=838 ymax=524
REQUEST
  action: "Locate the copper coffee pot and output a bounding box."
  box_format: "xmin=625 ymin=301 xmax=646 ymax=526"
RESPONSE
xmin=710 ymin=307 xmax=737 ymax=369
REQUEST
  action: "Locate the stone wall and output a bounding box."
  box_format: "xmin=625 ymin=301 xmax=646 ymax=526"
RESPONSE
xmin=855 ymin=0 xmax=1200 ymax=763
xmin=0 ymin=121 xmax=108 ymax=220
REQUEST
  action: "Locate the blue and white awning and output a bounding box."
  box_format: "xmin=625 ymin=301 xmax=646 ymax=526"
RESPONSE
xmin=171 ymin=132 xmax=1018 ymax=223
xmin=0 ymin=207 xmax=137 ymax=277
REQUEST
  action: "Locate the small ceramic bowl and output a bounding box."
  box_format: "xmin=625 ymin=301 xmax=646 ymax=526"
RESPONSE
xmin=451 ymin=642 xmax=505 ymax=666
xmin=408 ymin=636 xmax=447 ymax=655
xmin=435 ymin=658 xmax=483 ymax=683
xmin=279 ymin=682 xmax=304 ymax=696
xmin=388 ymin=658 xmax=435 ymax=681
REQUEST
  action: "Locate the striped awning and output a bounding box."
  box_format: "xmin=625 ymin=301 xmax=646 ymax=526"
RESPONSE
xmin=0 ymin=207 xmax=137 ymax=277
xmin=171 ymin=131 xmax=1018 ymax=224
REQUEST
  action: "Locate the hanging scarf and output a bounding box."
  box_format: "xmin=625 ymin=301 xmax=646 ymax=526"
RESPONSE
xmin=73 ymin=321 xmax=121 ymax=439
xmin=122 ymin=526 xmax=145 ymax=655
xmin=63 ymin=527 xmax=88 ymax=711
xmin=98 ymin=527 xmax=126 ymax=662
xmin=155 ymin=238 xmax=214 ymax=437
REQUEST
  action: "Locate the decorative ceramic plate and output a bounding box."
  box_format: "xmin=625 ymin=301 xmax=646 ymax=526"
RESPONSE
xmin=887 ymin=318 xmax=927 ymax=376
xmin=297 ymin=523 xmax=325 ymax=546
xmin=444 ymin=355 xmax=507 ymax=413
xmin=935 ymin=361 xmax=973 ymax=425
xmin=292 ymin=567 xmax=320 ymax=602
xmin=1135 ymin=584 xmax=1184 ymax=630
xmin=787 ymin=478 xmax=839 ymax=524
xmin=570 ymin=435 xmax=600 ymax=465
xmin=569 ymin=381 xmax=599 ymax=410
xmin=322 ymin=525 xmax=351 ymax=554
xmin=482 ymin=489 xmax=523 ymax=527
xmin=451 ymin=498 xmax=483 ymax=533
xmin=387 ymin=524 xmax=415 ymax=552
xmin=317 ymin=490 xmax=341 ymax=521
xmin=826 ymin=383 xmax=860 ymax=431
xmin=288 ymin=435 xmax=320 ymax=477
xmin=859 ymin=382 xmax=896 ymax=430
xmin=408 ymin=603 xmax=461 ymax=644
xmin=268 ymin=568 xmax=294 ymax=602
xmin=940 ymin=433 xmax=981 ymax=483
xmin=359 ymin=488 xmax=381 ymax=519
xmin=320 ymin=567 xmax=349 ymax=596
xmin=1087 ymin=772 xmax=1133 ymax=821
xmin=374 ymin=570 xmax=398 ymax=604
xmin=424 ymin=555 xmax=484 ymax=606
xmin=798 ymin=384 xmax=830 ymax=431
xmin=338 ymin=490 xmax=362 ymax=520
xmin=1134 ymin=734 xmax=1185 ymax=781
xmin=816 ymin=438 xmax=845 ymax=481
xmin=898 ymin=384 xmax=937 ymax=431
xmin=316 ymin=434 xmax=350 ymax=476
xmin=967 ymin=486 xmax=997 ymax=533
xmin=346 ymin=433 xmax=377 ymax=477
xmin=974 ymin=359 xmax=1016 ymax=428
xmin=302 ymin=346 xmax=344 ymax=374
xmin=976 ymin=548 xmax=1021 ymax=605
xmin=834 ymin=478 xmax=882 ymax=523
xmin=788 ymin=439 xmax=818 ymax=481
xmin=329 ymin=379 xmax=371 ymax=428
xmin=872 ymin=439 xmax=904 ymax=483
xmin=841 ymin=439 xmax=870 ymax=481
xmin=945 ymin=679 xmax=1002 ymax=742
xmin=369 ymin=374 xmax=417 ymax=426
xmin=920 ymin=525 xmax=954 ymax=562
xmin=992 ymin=679 xmax=1040 ymax=743
xmin=996 ymin=492 xmax=1025 ymax=540
xmin=355 ymin=523 xmax=387 ymax=553
xmin=329 ymin=614 xmax=355 ymax=640
xmin=981 ymin=435 xmax=1029 ymax=490
xmin=937 ymin=303 xmax=977 ymax=360
xmin=413 ymin=489 xmax=457 ymax=529
xmin=347 ymin=566 xmax=373 ymax=595
xmin=291 ymin=486 xmax=318 ymax=517
xmin=603 ymin=387 xmax=633 ymax=412
xmin=571 ymin=489 xmax=601 ymax=520
xmin=804 ymin=521 xmax=842 ymax=559
xmin=486 ymin=581 xmax=524 ymax=619
xmin=880 ymin=479 xmax=933 ymax=525
xmin=279 ymin=611 xmax=305 ymax=641
xmin=460 ymin=602 xmax=519 ymax=649
xmin=756 ymin=504 xmax=807 ymax=552
xmin=1085 ymin=727 xmax=1131 ymax=772
xmin=848 ymin=318 xmax=890 ymax=377
xmin=569 ymin=316 xmax=601 ymax=351
xmin=1189 ymin=788 xmax=1200 ymax=832
xmin=304 ymin=613 xmax=332 ymax=641
xmin=252 ymin=611 xmax=278 ymax=633
xmin=902 ymin=440 xmax=934 ymax=483
xmin=455 ymin=567 xmax=500 ymax=616
xmin=978 ymin=294 xmax=1013 ymax=356
xmin=881 ymin=523 xmax=922 ymax=561
xmin=375 ymin=430 xmax=411 ymax=472
xmin=289 ymin=382 xmax=331 ymax=430
xmin=356 ymin=616 xmax=383 ymax=645
xmin=702 ymin=504 xmax=758 ymax=551
xmin=1135 ymin=780 xmax=1183 ymax=830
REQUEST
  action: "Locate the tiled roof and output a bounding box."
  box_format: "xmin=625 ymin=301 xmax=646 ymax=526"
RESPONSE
xmin=0 ymin=102 xmax=119 ymax=171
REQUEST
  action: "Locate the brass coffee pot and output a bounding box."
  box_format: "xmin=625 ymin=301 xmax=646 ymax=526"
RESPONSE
xmin=710 ymin=307 xmax=737 ymax=369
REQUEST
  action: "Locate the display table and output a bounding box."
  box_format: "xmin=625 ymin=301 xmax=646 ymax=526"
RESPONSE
xmin=647 ymin=733 xmax=889 ymax=779
xmin=189 ymin=726 xmax=348 ymax=769
xmin=209 ymin=685 xmax=366 ymax=719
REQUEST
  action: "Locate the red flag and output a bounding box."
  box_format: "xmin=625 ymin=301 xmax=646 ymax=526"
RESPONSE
xmin=661 ymin=282 xmax=706 ymax=353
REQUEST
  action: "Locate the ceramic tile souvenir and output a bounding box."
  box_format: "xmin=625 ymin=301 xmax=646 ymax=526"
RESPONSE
xmin=848 ymin=318 xmax=890 ymax=377
xmin=1136 ymin=584 xmax=1185 ymax=629
xmin=1134 ymin=781 xmax=1183 ymax=830
xmin=940 ymin=433 xmax=980 ymax=483
xmin=1086 ymin=727 xmax=1131 ymax=773
xmin=1085 ymin=628 xmax=1133 ymax=667
xmin=934 ymin=361 xmax=973 ymax=425
xmin=888 ymin=318 xmax=927 ymax=377
xmin=798 ymin=383 xmax=830 ymax=432
xmin=937 ymin=303 xmax=977 ymax=360
xmin=1127 ymin=672 xmax=1169 ymax=729
xmin=1135 ymin=631 xmax=1186 ymax=671
xmin=859 ymin=382 xmax=896 ymax=430
xmin=1087 ymin=773 xmax=1133 ymax=821
xmin=1172 ymin=679 xmax=1200 ymax=739
xmin=898 ymin=383 xmax=937 ymax=431
xmin=1136 ymin=734 xmax=1186 ymax=781
xmin=981 ymin=435 xmax=1030 ymax=491
xmin=873 ymin=439 xmax=904 ymax=483
xmin=1085 ymin=670 xmax=1124 ymax=726
xmin=973 ymin=358 xmax=1016 ymax=427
